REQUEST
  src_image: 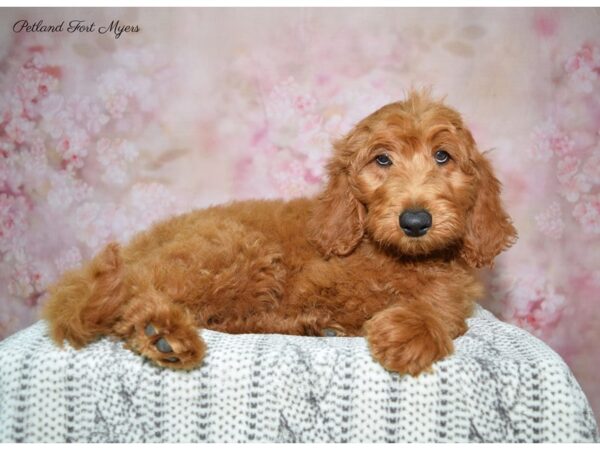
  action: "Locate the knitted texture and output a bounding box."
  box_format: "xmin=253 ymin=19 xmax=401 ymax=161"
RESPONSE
xmin=0 ymin=306 xmax=597 ymax=443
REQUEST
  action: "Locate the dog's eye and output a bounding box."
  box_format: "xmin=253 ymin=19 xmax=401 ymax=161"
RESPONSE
xmin=434 ymin=150 xmax=451 ymax=165
xmin=375 ymin=154 xmax=392 ymax=167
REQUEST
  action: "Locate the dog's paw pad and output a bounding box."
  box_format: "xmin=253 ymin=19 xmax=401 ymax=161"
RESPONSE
xmin=130 ymin=318 xmax=206 ymax=370
xmin=155 ymin=337 xmax=173 ymax=353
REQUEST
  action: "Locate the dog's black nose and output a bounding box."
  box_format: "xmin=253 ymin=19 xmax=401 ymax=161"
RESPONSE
xmin=399 ymin=209 xmax=432 ymax=237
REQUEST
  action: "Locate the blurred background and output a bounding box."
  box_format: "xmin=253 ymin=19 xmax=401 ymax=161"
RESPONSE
xmin=0 ymin=7 xmax=599 ymax=417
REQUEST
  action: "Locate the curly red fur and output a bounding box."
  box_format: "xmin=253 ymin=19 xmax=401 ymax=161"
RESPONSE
xmin=43 ymin=91 xmax=517 ymax=374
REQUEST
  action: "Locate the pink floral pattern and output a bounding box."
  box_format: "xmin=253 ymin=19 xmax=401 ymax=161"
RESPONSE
xmin=1 ymin=8 xmax=599 ymax=417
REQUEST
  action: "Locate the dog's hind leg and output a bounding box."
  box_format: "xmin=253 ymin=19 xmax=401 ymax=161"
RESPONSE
xmin=112 ymin=288 xmax=206 ymax=370
xmin=44 ymin=214 xmax=285 ymax=370
xmin=43 ymin=239 xmax=207 ymax=369
xmin=108 ymin=218 xmax=285 ymax=369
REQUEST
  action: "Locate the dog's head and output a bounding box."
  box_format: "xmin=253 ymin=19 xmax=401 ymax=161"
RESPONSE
xmin=308 ymin=92 xmax=517 ymax=268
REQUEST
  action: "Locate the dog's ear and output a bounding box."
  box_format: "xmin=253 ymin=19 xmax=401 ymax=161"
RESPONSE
xmin=308 ymin=159 xmax=366 ymax=258
xmin=461 ymin=151 xmax=517 ymax=268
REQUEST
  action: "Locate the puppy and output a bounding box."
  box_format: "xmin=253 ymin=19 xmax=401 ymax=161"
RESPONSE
xmin=43 ymin=92 xmax=517 ymax=375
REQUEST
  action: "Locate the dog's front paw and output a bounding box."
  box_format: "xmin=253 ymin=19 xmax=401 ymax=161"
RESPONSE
xmin=364 ymin=309 xmax=453 ymax=376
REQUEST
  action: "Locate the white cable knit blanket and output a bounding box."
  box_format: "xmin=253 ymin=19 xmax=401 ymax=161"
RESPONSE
xmin=0 ymin=306 xmax=597 ymax=443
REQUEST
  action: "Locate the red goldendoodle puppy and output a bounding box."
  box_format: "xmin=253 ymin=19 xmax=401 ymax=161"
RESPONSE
xmin=43 ymin=92 xmax=517 ymax=375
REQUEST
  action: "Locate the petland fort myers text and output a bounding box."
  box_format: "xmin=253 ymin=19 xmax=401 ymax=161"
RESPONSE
xmin=13 ymin=20 xmax=140 ymax=39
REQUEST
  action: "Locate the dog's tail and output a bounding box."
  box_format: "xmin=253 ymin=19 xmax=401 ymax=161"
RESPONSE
xmin=42 ymin=242 xmax=127 ymax=348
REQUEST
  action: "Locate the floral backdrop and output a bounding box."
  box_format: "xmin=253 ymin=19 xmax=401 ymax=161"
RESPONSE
xmin=0 ymin=8 xmax=599 ymax=417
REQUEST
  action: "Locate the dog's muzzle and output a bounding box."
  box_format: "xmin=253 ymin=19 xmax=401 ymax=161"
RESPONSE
xmin=399 ymin=209 xmax=432 ymax=237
